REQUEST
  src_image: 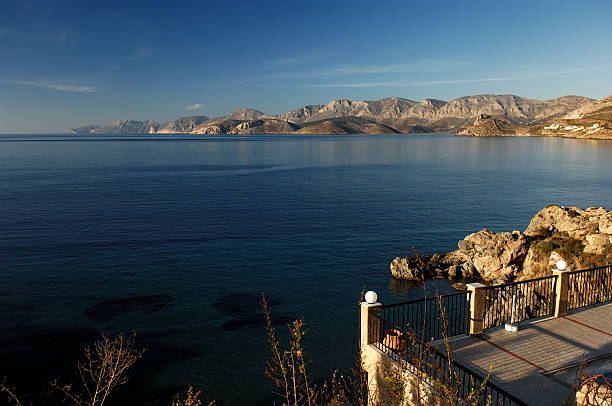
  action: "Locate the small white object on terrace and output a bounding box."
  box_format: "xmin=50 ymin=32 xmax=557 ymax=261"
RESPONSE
xmin=556 ymin=260 xmax=568 ymax=271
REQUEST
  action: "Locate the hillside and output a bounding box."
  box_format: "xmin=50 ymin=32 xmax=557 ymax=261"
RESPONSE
xmin=537 ymin=95 xmax=612 ymax=138
xmin=66 ymin=94 xmax=593 ymax=135
xmin=67 ymin=120 xmax=160 ymax=135
xmin=292 ymin=117 xmax=400 ymax=134
xmin=458 ymin=95 xmax=612 ymax=139
xmin=157 ymin=116 xmax=210 ymax=134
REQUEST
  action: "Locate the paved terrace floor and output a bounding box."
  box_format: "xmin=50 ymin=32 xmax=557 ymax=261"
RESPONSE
xmin=449 ymin=303 xmax=612 ymax=406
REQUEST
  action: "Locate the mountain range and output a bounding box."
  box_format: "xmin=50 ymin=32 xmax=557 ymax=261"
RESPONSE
xmin=66 ymin=94 xmax=594 ymax=135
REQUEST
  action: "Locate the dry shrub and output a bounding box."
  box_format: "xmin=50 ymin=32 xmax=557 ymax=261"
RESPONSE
xmin=50 ymin=332 xmax=144 ymax=406
xmin=171 ymin=386 xmax=215 ymax=406
xmin=564 ymin=360 xmax=612 ymax=406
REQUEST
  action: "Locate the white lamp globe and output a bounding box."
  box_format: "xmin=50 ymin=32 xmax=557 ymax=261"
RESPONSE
xmin=365 ymin=291 xmax=378 ymax=304
xmin=556 ymin=260 xmax=568 ymax=271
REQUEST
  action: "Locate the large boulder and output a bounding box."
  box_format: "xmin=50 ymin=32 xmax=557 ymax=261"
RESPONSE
xmin=389 ymin=256 xmax=429 ymax=280
xmin=455 ymin=229 xmax=529 ymax=282
xmin=524 ymin=205 xmax=607 ymax=238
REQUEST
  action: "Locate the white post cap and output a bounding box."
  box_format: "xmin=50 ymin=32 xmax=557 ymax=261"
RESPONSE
xmin=364 ymin=291 xmax=378 ymax=304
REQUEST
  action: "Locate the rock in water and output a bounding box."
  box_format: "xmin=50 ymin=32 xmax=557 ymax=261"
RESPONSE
xmin=457 ymin=114 xmax=517 ymax=137
xmin=390 ymin=205 xmax=612 ymax=283
xmin=389 ymin=256 xmax=429 ymax=280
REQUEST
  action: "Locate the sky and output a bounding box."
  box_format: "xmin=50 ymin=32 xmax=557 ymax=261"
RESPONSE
xmin=1 ymin=0 xmax=611 ymax=133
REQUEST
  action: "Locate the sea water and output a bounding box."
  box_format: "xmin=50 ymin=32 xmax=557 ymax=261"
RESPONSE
xmin=1 ymin=134 xmax=611 ymax=404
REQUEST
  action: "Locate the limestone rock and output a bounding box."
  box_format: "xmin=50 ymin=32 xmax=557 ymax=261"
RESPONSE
xmin=389 ymin=256 xmax=428 ymax=280
xmin=524 ymin=205 xmax=606 ymax=238
xmin=585 ymin=234 xmax=612 ymax=254
xmin=456 ymin=229 xmax=529 ymax=281
xmin=390 ymin=204 xmax=611 ymax=284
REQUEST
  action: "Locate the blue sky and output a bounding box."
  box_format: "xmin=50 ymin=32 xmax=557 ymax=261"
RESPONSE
xmin=1 ymin=0 xmax=611 ymax=133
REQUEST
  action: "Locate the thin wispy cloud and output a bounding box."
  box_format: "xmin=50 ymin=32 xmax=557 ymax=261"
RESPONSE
xmin=311 ymin=60 xmax=465 ymax=76
xmin=0 ymin=26 xmax=81 ymax=44
xmin=10 ymin=80 xmax=95 ymax=92
xmin=107 ymin=46 xmax=154 ymax=72
xmin=296 ymin=66 xmax=602 ymax=88
xmin=194 ymin=58 xmax=469 ymax=88
xmin=266 ymin=50 xmax=339 ymax=67
xmin=120 ymin=46 xmax=154 ymax=61
xmin=186 ymin=103 xmax=204 ymax=110
xmin=100 ymin=10 xmax=148 ymax=25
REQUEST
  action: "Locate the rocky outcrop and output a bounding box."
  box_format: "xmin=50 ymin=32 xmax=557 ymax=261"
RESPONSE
xmin=293 ymin=117 xmax=401 ymax=134
xmin=226 ymin=119 xmax=300 ymax=134
xmin=190 ymin=119 xmax=242 ymax=134
xmin=66 ymin=125 xmax=101 ymax=134
xmin=391 ymin=205 xmax=612 ymax=284
xmin=457 ymin=114 xmax=517 ymax=137
xmin=524 ymin=205 xmax=610 ymax=238
xmin=67 ymin=94 xmax=593 ymax=135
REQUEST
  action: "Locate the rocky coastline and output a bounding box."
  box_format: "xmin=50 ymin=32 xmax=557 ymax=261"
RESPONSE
xmin=458 ymin=95 xmax=612 ymax=140
xmin=390 ymin=205 xmax=612 ymax=286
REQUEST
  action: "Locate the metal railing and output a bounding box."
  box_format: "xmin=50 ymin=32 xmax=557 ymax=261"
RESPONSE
xmin=379 ymin=291 xmax=471 ymax=341
xmin=368 ymin=312 xmax=528 ymax=406
xmin=483 ymin=275 xmax=557 ymax=329
xmin=567 ymin=265 xmax=612 ymax=310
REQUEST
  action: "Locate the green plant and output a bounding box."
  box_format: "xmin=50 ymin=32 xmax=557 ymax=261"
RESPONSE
xmin=557 ymin=237 xmax=585 ymax=258
xmin=539 ymin=240 xmax=554 ymax=254
xmin=535 ymin=227 xmax=553 ymax=238
xmin=383 ymin=362 xmax=406 ymax=405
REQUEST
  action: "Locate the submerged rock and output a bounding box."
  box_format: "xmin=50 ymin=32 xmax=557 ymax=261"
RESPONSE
xmin=84 ymin=295 xmax=174 ymax=322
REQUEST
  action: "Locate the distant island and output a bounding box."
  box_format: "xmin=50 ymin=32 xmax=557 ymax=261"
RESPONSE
xmin=67 ymin=94 xmax=611 ymax=139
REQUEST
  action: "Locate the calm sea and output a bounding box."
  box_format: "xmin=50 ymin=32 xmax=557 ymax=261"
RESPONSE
xmin=1 ymin=134 xmax=611 ymax=405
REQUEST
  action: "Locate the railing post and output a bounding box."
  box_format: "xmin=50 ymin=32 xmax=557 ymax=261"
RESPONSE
xmin=467 ymin=283 xmax=486 ymax=335
xmin=553 ymin=269 xmax=570 ymax=317
xmin=360 ymin=292 xmax=381 ymax=349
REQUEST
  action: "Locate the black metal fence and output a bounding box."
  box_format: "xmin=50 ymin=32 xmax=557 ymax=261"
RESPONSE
xmin=567 ymin=265 xmax=612 ymax=310
xmin=368 ymin=312 xmax=528 ymax=406
xmin=483 ymin=275 xmax=557 ymax=329
xmin=379 ymin=291 xmax=471 ymax=342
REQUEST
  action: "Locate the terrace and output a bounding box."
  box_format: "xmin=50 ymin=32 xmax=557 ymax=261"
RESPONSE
xmin=360 ymin=264 xmax=612 ymax=405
